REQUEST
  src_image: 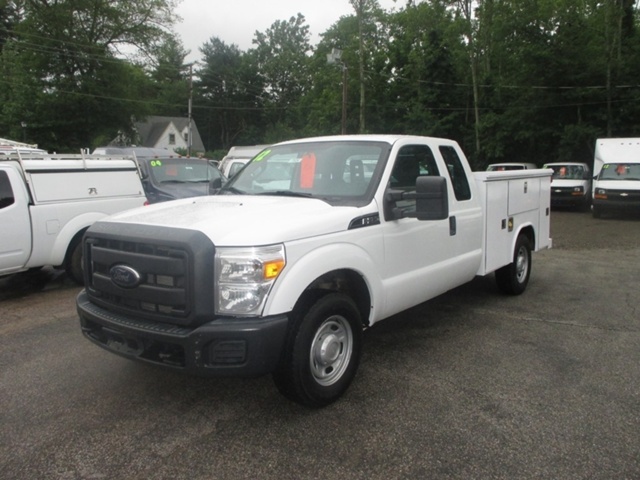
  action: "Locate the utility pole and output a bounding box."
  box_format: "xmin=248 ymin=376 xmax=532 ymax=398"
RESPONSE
xmin=327 ymin=48 xmax=348 ymax=135
xmin=341 ymin=63 xmax=348 ymax=135
xmin=187 ymin=63 xmax=193 ymax=156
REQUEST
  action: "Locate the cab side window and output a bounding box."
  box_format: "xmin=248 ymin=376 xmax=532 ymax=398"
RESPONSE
xmin=439 ymin=146 xmax=471 ymax=201
xmin=389 ymin=145 xmax=440 ymax=213
xmin=0 ymin=171 xmax=15 ymax=209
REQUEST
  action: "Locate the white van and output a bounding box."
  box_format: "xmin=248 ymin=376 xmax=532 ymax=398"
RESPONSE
xmin=543 ymin=162 xmax=591 ymax=209
xmin=592 ymin=138 xmax=640 ymax=218
xmin=219 ymin=144 xmax=270 ymax=178
xmin=0 ymin=152 xmax=147 ymax=284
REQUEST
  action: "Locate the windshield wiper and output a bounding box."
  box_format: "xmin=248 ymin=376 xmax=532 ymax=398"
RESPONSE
xmin=219 ymin=186 xmax=246 ymax=194
xmin=256 ymin=190 xmax=313 ymax=198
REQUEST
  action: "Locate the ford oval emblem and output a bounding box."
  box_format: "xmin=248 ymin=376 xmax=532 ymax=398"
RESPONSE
xmin=109 ymin=265 xmax=142 ymax=288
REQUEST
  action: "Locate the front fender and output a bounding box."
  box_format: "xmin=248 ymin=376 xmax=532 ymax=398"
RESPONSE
xmin=263 ymin=242 xmax=384 ymax=323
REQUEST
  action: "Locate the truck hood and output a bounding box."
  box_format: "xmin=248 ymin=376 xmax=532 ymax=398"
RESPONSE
xmin=551 ymin=179 xmax=590 ymax=188
xmin=104 ymin=195 xmax=366 ymax=245
xmin=594 ymin=179 xmax=640 ymax=190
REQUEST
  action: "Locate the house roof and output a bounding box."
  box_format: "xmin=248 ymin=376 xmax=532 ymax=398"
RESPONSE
xmin=134 ymin=116 xmax=205 ymax=152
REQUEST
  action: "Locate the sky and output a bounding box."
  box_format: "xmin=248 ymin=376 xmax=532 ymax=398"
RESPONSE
xmin=173 ymin=0 xmax=401 ymax=63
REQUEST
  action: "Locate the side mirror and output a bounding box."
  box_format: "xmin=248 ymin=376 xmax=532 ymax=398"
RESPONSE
xmin=414 ymin=176 xmax=449 ymax=221
xmin=384 ymin=176 xmax=449 ymax=221
xmin=209 ymin=176 xmax=222 ymax=194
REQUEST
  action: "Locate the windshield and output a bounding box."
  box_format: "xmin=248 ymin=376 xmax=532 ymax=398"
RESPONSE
xmin=547 ymin=164 xmax=585 ymax=180
xmin=599 ymin=163 xmax=640 ymax=181
xmin=488 ymin=164 xmax=525 ymax=171
xmin=219 ymin=141 xmax=391 ymax=206
xmin=147 ymin=158 xmax=222 ymax=183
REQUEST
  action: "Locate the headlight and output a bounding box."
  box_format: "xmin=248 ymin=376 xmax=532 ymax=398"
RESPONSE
xmin=594 ymin=188 xmax=607 ymax=199
xmin=572 ymin=186 xmax=584 ymax=195
xmin=215 ymin=245 xmax=286 ymax=315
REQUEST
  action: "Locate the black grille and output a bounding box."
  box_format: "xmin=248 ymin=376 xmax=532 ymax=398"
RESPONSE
xmin=552 ymin=187 xmax=577 ymax=197
xmin=608 ymin=189 xmax=640 ymax=202
xmin=84 ymin=222 xmax=216 ymax=327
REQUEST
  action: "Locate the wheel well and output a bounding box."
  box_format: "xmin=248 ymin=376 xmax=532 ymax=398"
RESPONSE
xmin=65 ymin=228 xmax=88 ymax=264
xmin=519 ymin=225 xmax=535 ymax=248
xmin=293 ymin=269 xmax=372 ymax=327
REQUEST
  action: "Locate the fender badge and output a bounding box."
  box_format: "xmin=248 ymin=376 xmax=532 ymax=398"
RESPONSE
xmin=109 ymin=265 xmax=142 ymax=288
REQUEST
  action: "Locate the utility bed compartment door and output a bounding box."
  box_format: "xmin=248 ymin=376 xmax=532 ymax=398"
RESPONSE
xmin=508 ymin=178 xmax=540 ymax=215
xmin=482 ymin=180 xmax=512 ymax=274
xmin=29 ymin=169 xmax=143 ymax=203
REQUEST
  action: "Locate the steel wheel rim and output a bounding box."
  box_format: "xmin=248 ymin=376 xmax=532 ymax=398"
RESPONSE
xmin=515 ymin=245 xmax=529 ymax=283
xmin=310 ymin=315 xmax=353 ymax=386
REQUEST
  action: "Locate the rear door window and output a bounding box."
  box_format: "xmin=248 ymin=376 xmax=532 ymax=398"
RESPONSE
xmin=439 ymin=146 xmax=471 ymax=201
xmin=0 ymin=170 xmax=15 ymax=209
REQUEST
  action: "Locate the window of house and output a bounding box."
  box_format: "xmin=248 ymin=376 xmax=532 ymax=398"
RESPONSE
xmin=183 ymin=133 xmax=188 ymax=142
xmin=169 ymin=133 xmax=176 ymax=145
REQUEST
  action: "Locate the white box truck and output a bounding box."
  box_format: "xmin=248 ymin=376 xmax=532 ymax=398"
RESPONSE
xmin=0 ymin=152 xmax=147 ymax=284
xmin=592 ymin=138 xmax=640 ymax=218
xmin=76 ymin=135 xmax=552 ymax=407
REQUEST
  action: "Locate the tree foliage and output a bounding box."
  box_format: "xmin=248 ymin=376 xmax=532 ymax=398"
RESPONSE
xmin=1 ymin=0 xmax=639 ymax=165
xmin=0 ymin=0 xmax=177 ymax=151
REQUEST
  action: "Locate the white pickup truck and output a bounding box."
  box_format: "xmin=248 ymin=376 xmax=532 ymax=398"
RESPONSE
xmin=76 ymin=135 xmax=552 ymax=407
xmin=0 ymin=153 xmax=147 ymax=284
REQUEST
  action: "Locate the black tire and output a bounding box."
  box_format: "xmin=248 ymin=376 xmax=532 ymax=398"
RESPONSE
xmin=273 ymin=293 xmax=362 ymax=408
xmin=65 ymin=236 xmax=85 ymax=285
xmin=495 ymin=234 xmax=531 ymax=295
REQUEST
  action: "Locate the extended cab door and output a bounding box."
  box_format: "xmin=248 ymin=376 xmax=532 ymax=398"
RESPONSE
xmin=379 ymin=142 xmax=483 ymax=318
xmin=0 ymin=165 xmax=32 ymax=273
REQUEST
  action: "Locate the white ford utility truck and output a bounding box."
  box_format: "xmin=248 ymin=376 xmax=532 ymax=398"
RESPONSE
xmin=0 ymin=152 xmax=147 ymax=284
xmin=76 ymin=135 xmax=552 ymax=407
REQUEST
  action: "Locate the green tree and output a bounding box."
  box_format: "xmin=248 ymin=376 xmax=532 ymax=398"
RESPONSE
xmin=383 ymin=2 xmax=465 ymax=140
xmin=195 ymin=36 xmax=263 ymax=151
xmin=251 ymin=13 xmax=313 ymax=142
xmin=0 ymin=0 xmax=177 ymax=151
xmin=148 ymin=36 xmax=190 ymax=118
xmin=349 ymin=0 xmax=381 ymax=132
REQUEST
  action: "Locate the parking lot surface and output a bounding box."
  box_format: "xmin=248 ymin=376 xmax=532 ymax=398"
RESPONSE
xmin=1 ymin=210 xmax=639 ymax=479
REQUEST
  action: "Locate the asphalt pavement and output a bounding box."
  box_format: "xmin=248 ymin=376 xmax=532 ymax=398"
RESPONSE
xmin=1 ymin=210 xmax=639 ymax=479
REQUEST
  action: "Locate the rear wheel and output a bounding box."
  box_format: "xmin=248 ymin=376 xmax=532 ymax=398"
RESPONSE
xmin=273 ymin=293 xmax=362 ymax=408
xmin=495 ymin=234 xmax=531 ymax=295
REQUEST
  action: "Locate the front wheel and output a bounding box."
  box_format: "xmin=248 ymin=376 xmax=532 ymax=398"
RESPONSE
xmin=495 ymin=234 xmax=531 ymax=295
xmin=65 ymin=236 xmax=85 ymax=285
xmin=273 ymin=293 xmax=362 ymax=408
